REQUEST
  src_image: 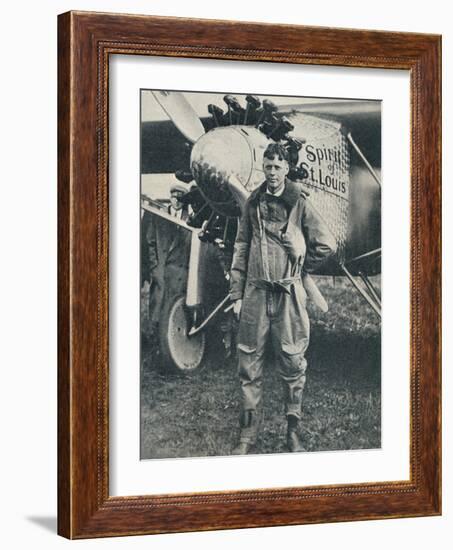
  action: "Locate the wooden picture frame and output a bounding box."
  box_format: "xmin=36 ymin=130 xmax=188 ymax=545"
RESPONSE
xmin=58 ymin=10 xmax=441 ymax=539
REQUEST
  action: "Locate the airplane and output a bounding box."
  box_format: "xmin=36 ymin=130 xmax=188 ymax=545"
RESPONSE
xmin=141 ymin=90 xmax=381 ymax=373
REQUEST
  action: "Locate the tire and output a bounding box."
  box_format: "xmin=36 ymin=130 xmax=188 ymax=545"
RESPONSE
xmin=159 ymin=295 xmax=206 ymax=373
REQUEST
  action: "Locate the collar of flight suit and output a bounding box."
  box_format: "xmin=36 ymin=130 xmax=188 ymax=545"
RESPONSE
xmin=249 ymin=178 xmax=303 ymax=213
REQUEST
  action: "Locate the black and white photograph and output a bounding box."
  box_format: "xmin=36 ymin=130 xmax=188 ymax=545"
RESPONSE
xmin=140 ymin=89 xmax=381 ymax=459
xmin=2 ymin=0 xmax=448 ymax=546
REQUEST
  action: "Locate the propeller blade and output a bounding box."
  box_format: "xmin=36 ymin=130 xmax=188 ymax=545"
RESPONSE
xmin=302 ymin=273 xmax=329 ymax=313
xmin=152 ymin=91 xmax=205 ymax=144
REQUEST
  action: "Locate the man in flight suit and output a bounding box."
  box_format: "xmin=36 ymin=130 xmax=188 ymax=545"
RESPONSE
xmin=230 ymin=143 xmax=336 ymax=454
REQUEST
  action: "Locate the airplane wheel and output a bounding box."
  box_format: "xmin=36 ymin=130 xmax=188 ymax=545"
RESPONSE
xmin=159 ymin=295 xmax=205 ymax=373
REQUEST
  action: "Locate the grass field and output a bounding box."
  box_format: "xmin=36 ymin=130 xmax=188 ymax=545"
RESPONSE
xmin=140 ymin=275 xmax=381 ymax=459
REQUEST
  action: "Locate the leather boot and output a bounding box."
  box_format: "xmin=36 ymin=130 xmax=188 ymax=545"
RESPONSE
xmin=231 ymin=410 xmax=256 ymax=455
xmin=286 ymin=415 xmax=305 ymax=452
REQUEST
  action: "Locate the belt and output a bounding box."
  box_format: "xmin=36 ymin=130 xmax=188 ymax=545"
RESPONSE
xmin=250 ymin=276 xmax=300 ymax=295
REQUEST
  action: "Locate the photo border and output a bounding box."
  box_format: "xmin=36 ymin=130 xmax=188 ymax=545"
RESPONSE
xmin=58 ymin=11 xmax=441 ymax=538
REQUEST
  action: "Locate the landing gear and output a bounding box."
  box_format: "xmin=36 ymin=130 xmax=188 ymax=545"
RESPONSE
xmin=159 ymin=295 xmax=206 ymax=374
xmin=340 ymin=250 xmax=382 ymax=318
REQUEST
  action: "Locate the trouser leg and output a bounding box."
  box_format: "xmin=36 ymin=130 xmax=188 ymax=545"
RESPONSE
xmin=238 ymin=340 xmax=267 ymax=417
xmin=236 ymin=289 xmax=270 ymax=444
xmin=279 ymin=352 xmax=308 ymax=419
xmin=270 ymin=287 xmax=309 ymax=452
xmin=236 ymin=333 xmax=269 ymax=443
xmin=271 ymin=285 xmax=310 ymax=420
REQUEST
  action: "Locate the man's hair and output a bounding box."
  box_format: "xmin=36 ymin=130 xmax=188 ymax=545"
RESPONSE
xmin=263 ymin=143 xmax=289 ymax=163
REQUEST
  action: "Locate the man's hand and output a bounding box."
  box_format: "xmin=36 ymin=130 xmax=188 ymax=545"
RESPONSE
xmin=233 ymin=299 xmax=242 ymax=321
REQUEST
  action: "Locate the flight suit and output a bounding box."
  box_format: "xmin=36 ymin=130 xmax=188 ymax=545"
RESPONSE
xmin=230 ymin=179 xmax=336 ymax=444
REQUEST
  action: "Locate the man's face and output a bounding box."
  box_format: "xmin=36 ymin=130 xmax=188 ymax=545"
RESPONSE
xmin=263 ymin=155 xmax=289 ymax=192
xmin=170 ymin=192 xmax=184 ymax=210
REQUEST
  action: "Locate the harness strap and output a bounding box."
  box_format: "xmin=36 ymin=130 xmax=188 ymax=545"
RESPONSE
xmin=250 ymin=276 xmax=301 ymax=295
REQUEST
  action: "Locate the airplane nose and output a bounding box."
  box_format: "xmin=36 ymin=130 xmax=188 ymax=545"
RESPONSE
xmin=190 ymin=126 xmax=270 ymax=217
